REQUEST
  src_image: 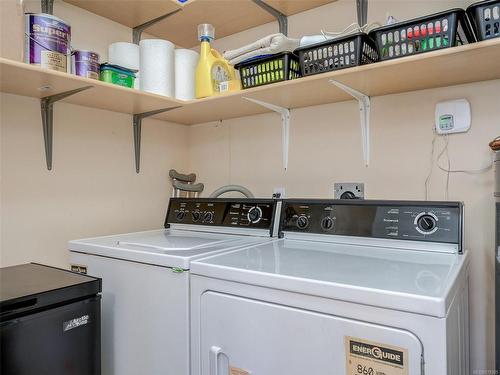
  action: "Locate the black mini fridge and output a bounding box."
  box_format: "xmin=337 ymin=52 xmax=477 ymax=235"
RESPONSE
xmin=0 ymin=263 xmax=101 ymax=375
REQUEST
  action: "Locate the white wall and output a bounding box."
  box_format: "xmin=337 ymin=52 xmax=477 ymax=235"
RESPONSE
xmin=0 ymin=0 xmax=189 ymax=268
xmin=1 ymin=93 xmax=188 ymax=267
xmin=189 ymin=0 xmax=499 ymax=372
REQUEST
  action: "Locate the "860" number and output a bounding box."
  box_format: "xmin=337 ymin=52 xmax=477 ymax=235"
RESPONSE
xmin=356 ymin=365 xmax=374 ymax=375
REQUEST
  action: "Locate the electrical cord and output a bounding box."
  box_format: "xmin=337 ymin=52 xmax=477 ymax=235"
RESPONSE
xmin=432 ymin=134 xmax=450 ymax=200
xmin=424 ymin=133 xmax=437 ymax=201
xmin=443 ymin=135 xmax=450 ymax=200
xmin=426 ymin=131 xmax=493 ymax=200
xmin=436 ymin=135 xmax=493 ymax=175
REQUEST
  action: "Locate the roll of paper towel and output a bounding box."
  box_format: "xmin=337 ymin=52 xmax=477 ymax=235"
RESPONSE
xmin=134 ymin=73 xmax=140 ymax=90
xmin=140 ymin=39 xmax=175 ymax=97
xmin=108 ymin=42 xmax=140 ymax=70
xmin=175 ymin=49 xmax=199 ymax=100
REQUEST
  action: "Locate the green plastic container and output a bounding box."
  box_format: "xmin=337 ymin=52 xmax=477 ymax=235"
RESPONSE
xmin=100 ymin=63 xmax=136 ymax=88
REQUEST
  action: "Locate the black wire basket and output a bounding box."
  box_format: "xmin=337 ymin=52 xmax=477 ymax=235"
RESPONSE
xmin=294 ymin=32 xmax=379 ymax=77
xmin=235 ymin=52 xmax=301 ymax=89
xmin=467 ymin=0 xmax=500 ymax=40
xmin=369 ymin=9 xmax=476 ymax=61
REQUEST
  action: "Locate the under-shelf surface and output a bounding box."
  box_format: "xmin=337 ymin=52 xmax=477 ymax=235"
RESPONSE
xmin=63 ymin=0 xmax=181 ymax=34
xmin=63 ymin=0 xmax=336 ymax=47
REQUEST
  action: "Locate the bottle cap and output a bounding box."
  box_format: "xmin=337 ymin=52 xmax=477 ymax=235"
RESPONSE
xmin=198 ymin=24 xmax=215 ymax=41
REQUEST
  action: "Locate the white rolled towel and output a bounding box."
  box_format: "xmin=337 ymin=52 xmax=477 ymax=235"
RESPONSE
xmin=140 ymin=39 xmax=175 ymax=97
xmin=108 ymin=42 xmax=140 ymax=70
xmin=174 ymin=49 xmax=199 ymax=100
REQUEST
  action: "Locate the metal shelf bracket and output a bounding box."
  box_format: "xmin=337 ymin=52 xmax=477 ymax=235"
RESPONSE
xmin=41 ymin=0 xmax=54 ymax=14
xmin=356 ymin=0 xmax=368 ymax=27
xmin=329 ymin=80 xmax=371 ymax=166
xmin=244 ymin=97 xmax=290 ymax=171
xmin=133 ymin=8 xmax=183 ymax=45
xmin=251 ymin=0 xmax=288 ymax=35
xmin=40 ymin=86 xmax=93 ymax=171
xmin=132 ymin=106 xmax=181 ymax=173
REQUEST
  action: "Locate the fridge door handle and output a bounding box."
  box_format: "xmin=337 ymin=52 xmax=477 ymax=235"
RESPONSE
xmin=210 ymin=346 xmax=229 ymax=375
xmin=1 ymin=297 xmax=38 ymax=314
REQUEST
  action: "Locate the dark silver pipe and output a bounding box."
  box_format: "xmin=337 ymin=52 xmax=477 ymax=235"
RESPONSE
xmin=209 ymin=185 xmax=254 ymax=198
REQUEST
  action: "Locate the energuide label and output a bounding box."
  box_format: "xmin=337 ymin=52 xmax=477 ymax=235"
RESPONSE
xmin=345 ymin=336 xmax=408 ymax=375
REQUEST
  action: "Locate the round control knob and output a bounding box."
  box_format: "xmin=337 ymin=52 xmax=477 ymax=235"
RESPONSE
xmin=296 ymin=215 xmax=309 ymax=230
xmin=191 ymin=211 xmax=201 ymax=222
xmin=321 ymin=216 xmax=334 ymax=231
xmin=247 ymin=206 xmax=262 ymax=224
xmin=176 ymin=211 xmax=186 ymax=221
xmin=417 ymin=214 xmax=437 ymax=233
xmin=203 ymin=212 xmax=214 ymax=223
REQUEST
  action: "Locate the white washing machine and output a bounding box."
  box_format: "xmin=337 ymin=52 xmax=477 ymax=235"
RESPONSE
xmin=190 ymin=199 xmax=469 ymax=375
xmin=69 ymin=198 xmax=280 ymax=375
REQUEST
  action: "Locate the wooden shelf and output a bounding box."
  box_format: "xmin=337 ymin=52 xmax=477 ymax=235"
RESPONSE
xmin=0 ymin=58 xmax=183 ymax=115
xmin=1 ymin=39 xmax=500 ymax=125
xmin=158 ymin=39 xmax=500 ymax=124
xmin=63 ymin=0 xmax=336 ymax=48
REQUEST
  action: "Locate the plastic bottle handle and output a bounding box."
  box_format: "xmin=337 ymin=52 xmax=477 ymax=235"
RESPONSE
xmin=211 ymin=48 xmax=223 ymax=59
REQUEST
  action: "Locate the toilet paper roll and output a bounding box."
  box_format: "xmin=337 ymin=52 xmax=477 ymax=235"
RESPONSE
xmin=108 ymin=42 xmax=140 ymax=70
xmin=140 ymin=39 xmax=175 ymax=97
xmin=174 ymin=49 xmax=199 ymax=100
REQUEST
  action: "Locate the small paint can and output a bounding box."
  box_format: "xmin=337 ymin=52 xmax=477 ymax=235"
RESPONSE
xmin=72 ymin=50 xmax=100 ymax=80
xmin=25 ymin=13 xmax=71 ymax=72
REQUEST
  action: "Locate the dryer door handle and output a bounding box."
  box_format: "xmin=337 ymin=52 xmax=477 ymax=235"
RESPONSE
xmin=210 ymin=346 xmax=229 ymax=375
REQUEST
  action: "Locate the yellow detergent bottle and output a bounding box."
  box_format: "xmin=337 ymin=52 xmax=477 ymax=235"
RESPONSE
xmin=195 ymin=24 xmax=240 ymax=99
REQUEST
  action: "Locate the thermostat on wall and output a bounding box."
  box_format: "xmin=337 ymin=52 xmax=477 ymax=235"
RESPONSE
xmin=435 ymin=99 xmax=471 ymax=135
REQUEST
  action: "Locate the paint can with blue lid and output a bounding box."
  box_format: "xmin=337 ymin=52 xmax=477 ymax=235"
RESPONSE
xmin=25 ymin=13 xmax=71 ymax=72
xmin=72 ymin=50 xmax=100 ymax=79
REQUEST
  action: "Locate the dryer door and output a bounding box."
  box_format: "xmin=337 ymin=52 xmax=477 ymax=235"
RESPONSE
xmin=200 ymin=292 xmax=423 ymax=375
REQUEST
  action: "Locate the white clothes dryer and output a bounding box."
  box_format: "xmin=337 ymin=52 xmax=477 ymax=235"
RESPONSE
xmin=190 ymin=199 xmax=469 ymax=375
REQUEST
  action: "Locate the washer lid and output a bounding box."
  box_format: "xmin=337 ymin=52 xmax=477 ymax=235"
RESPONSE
xmin=69 ymin=229 xmax=268 ymax=269
xmin=191 ymin=239 xmax=469 ymax=317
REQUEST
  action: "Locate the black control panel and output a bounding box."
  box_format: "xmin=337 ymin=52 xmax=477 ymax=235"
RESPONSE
xmin=281 ymin=199 xmax=463 ymax=250
xmin=165 ymin=198 xmax=276 ymax=231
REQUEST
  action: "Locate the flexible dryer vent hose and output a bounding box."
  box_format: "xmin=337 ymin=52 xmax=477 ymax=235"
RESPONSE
xmin=209 ymin=185 xmax=255 ymax=198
